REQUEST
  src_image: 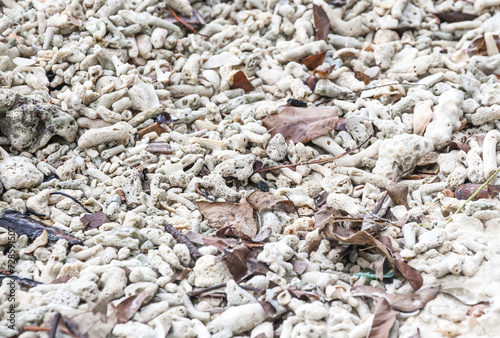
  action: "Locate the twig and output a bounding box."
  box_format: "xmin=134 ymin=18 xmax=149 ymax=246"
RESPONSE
xmin=447 ymin=166 xmax=500 ymax=223
xmin=23 ymin=326 xmax=51 ymax=332
xmin=316 ymin=83 xmax=426 ymax=106
xmin=165 ymin=224 xmax=202 ymax=260
xmin=49 ymin=313 xmax=61 ymax=338
xmin=168 ymin=6 xmax=210 ymax=38
xmin=188 ymin=282 xmax=265 ymax=297
xmin=256 ymin=135 xmax=372 ymax=173
xmin=49 ymin=192 xmax=92 ymax=214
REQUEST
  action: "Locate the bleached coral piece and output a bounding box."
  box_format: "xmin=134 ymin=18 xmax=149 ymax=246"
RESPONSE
xmin=373 ymin=134 xmax=433 ymax=179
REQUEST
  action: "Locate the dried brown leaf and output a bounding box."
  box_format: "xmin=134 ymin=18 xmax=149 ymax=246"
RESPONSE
xmin=230 ymin=70 xmax=254 ymax=93
xmin=307 ymin=75 xmax=317 ymax=91
xmin=115 ymin=291 xmax=148 ymax=323
xmin=313 ymin=4 xmax=330 ymax=41
xmin=247 ymin=191 xmax=295 ymax=213
xmin=290 ymin=259 xmax=308 ymax=274
xmin=467 ymin=34 xmax=500 ymax=57
xmin=354 ymin=71 xmax=371 ymax=85
xmin=262 ymin=106 xmax=339 ymax=144
xmin=288 ymin=288 xmax=322 ymax=301
xmin=24 ymin=229 xmax=48 ymax=254
xmin=224 ymin=244 xmax=251 ymax=282
xmin=386 ymin=181 xmax=409 ymax=208
xmin=251 ymin=228 xmax=272 ymax=243
xmin=434 ymin=12 xmax=478 ymax=23
xmin=454 ymin=183 xmax=500 ymax=200
xmin=301 ymin=51 xmax=327 ymax=70
xmin=259 ymin=301 xmax=278 ymax=317
xmin=137 ymin=122 xmax=168 ymax=139
xmin=197 ymin=199 xmax=257 ymax=240
xmin=368 ymin=298 xmax=397 ymax=338
xmin=448 ymin=141 xmax=470 ymax=153
xmin=351 ymin=285 xmax=440 ymax=312
xmin=80 ymin=212 xmax=108 ymax=230
xmin=146 ymin=142 xmax=174 ymax=154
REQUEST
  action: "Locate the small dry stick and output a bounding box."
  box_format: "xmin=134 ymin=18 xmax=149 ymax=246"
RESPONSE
xmin=447 ymin=166 xmax=500 ymax=224
xmin=188 ymin=282 xmax=265 ymax=297
xmin=165 ymin=224 xmax=202 ymax=260
xmin=23 ymin=326 xmax=51 ymax=332
xmin=256 ymin=135 xmax=372 ymax=173
xmin=49 ymin=192 xmax=92 ymax=214
xmin=49 ymin=313 xmax=61 ymax=338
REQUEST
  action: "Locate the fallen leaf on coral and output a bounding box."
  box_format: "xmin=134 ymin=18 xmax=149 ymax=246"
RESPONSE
xmin=288 ymin=288 xmax=322 ymax=301
xmin=290 ymin=258 xmax=308 ymax=274
xmin=454 ymin=183 xmax=500 ymax=201
xmin=386 ymin=181 xmax=409 ymax=208
xmin=351 ymin=285 xmax=440 ymax=312
xmin=197 ymin=199 xmax=257 ymax=240
xmin=262 ymin=106 xmax=339 ymax=143
xmin=137 ymin=122 xmax=168 ymax=139
xmin=247 ymin=191 xmax=295 ymax=213
xmin=251 ymin=228 xmax=272 ymax=243
xmin=259 ymin=301 xmax=279 ymax=317
xmin=80 ymin=212 xmax=108 ymax=230
xmin=24 ymin=229 xmax=48 ymax=254
xmin=224 ymin=244 xmax=251 ymax=282
xmin=447 ymin=141 xmax=470 ymax=153
xmin=433 ymin=12 xmax=477 ymax=23
xmin=114 ymin=291 xmax=148 ymax=323
xmin=368 ymin=298 xmax=397 ymax=338
xmin=230 ymin=70 xmax=254 ymax=93
xmin=355 ymin=71 xmax=371 ymax=85
xmin=467 ymin=34 xmax=500 ymax=57
xmin=50 ymin=276 xmax=72 ymax=284
xmin=313 ymin=4 xmax=330 ymax=41
xmin=301 ymin=51 xmax=327 ymax=70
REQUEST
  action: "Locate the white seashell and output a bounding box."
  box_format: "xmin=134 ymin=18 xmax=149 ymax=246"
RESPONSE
xmin=201 ymin=70 xmax=221 ymax=87
xmin=12 ymin=57 xmax=36 ymax=66
xmin=413 ymin=100 xmax=433 ymax=136
xmin=202 ymin=52 xmax=241 ymax=69
xmin=136 ymin=34 xmax=152 ymax=57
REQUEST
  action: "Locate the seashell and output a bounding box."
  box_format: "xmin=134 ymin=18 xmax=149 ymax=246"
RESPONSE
xmin=12 ymin=57 xmax=36 ymax=66
xmin=413 ymin=99 xmax=433 ymax=136
xmin=202 ymin=70 xmax=221 ymax=88
xmin=202 ymin=52 xmax=241 ymax=69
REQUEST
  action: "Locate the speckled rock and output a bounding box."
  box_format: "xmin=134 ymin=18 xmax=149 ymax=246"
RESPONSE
xmin=0 ymin=157 xmax=43 ymax=190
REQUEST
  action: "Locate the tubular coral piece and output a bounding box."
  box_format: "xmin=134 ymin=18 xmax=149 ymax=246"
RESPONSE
xmin=482 ymin=130 xmax=500 ymax=180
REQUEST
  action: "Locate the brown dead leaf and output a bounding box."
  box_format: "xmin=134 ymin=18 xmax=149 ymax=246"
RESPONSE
xmin=351 ymin=285 xmax=440 ymax=312
xmin=259 ymin=301 xmax=278 ymax=318
xmin=434 ymin=12 xmax=478 ymax=23
xmin=50 ymin=276 xmax=72 ymax=284
xmin=454 ymin=184 xmax=500 ymax=201
xmin=290 ymin=259 xmax=308 ymax=274
xmin=197 ymin=199 xmax=257 ymax=240
xmin=368 ymin=298 xmax=397 ymax=338
xmin=379 ymin=236 xmax=423 ymax=291
xmin=247 ymin=191 xmax=295 ymax=213
xmin=307 ymin=75 xmax=317 ymax=91
xmin=80 ymin=212 xmax=108 ymax=230
xmin=114 ymin=291 xmax=148 ymax=323
xmin=288 ymin=288 xmax=322 ymax=301
xmin=24 ymin=229 xmax=48 ymax=254
xmin=355 ymin=71 xmax=371 ymax=85
xmin=146 ymin=142 xmax=174 ymax=154
xmin=313 ymin=4 xmax=330 ymax=41
xmin=448 ymin=141 xmax=470 ymax=153
xmin=301 ymin=51 xmax=327 ymax=70
xmin=224 ymin=244 xmax=251 ymax=282
xmin=262 ymin=106 xmax=339 ymax=144
xmin=137 ymin=122 xmax=168 ymax=139
xmin=467 ymin=34 xmax=500 ymax=57
xmin=230 ymin=70 xmax=254 ymax=93
xmin=251 ymin=228 xmax=272 ymax=243
xmin=386 ymin=181 xmax=409 ymax=209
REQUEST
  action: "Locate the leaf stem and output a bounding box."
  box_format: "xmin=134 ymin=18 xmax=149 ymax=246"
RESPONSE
xmin=447 ymin=166 xmax=500 ymax=223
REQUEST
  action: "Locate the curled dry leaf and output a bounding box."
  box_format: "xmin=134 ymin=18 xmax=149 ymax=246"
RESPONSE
xmin=114 ymin=290 xmax=148 ymax=323
xmin=262 ymin=106 xmax=339 ymax=144
xmin=354 ymin=71 xmax=371 ymax=85
xmin=386 ymin=181 xmax=409 ymax=209
xmin=313 ymin=4 xmax=330 ymax=41
xmin=24 ymin=229 xmax=48 ymax=254
xmin=455 ymin=183 xmax=500 ymax=201
xmin=351 ymin=285 xmax=440 ymax=312
xmin=0 ymin=210 xmax=82 ymax=245
xmin=290 ymin=259 xmax=308 ymax=274
xmin=433 ymin=12 xmax=478 ymax=23
xmin=448 ymin=141 xmax=470 ymax=153
xmin=224 ymin=244 xmax=251 ymax=282
xmin=467 ymin=34 xmax=500 ymax=57
xmin=413 ymin=100 xmax=433 ymax=136
xmin=197 ymin=199 xmax=257 ymax=240
xmin=229 ymin=70 xmax=254 ymax=93
xmin=80 ymin=211 xmax=108 ymax=230
xmin=246 ymin=191 xmax=295 ymax=213
xmin=301 ymin=51 xmax=327 ymax=70
xmin=368 ymin=298 xmax=397 ymax=338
